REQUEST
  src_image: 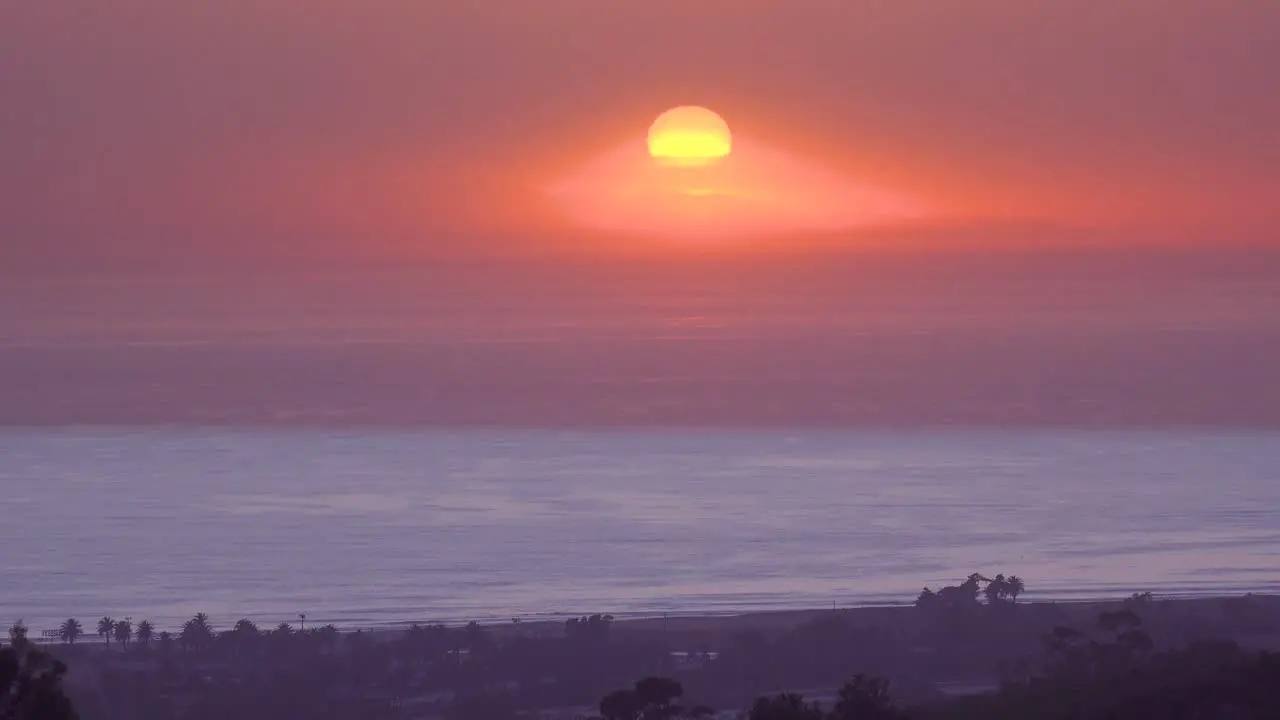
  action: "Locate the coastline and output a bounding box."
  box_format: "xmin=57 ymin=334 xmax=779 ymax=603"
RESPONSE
xmin=22 ymin=593 xmax=1280 ymax=646
xmin=368 ymin=593 xmax=1280 ymax=641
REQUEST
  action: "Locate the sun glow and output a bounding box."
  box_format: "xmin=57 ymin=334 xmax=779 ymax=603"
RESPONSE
xmin=548 ymin=105 xmax=927 ymax=241
xmin=647 ymin=106 xmax=732 ymax=167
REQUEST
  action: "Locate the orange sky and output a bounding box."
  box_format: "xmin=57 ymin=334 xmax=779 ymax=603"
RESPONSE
xmin=2 ymin=0 xmax=1278 ymax=267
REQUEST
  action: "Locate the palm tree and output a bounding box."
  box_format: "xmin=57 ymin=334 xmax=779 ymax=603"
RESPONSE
xmin=180 ymin=621 xmax=199 ymax=652
xmin=114 ymin=618 xmax=133 ymax=649
xmin=984 ymin=574 xmax=1009 ymax=605
xmin=97 ymin=617 xmax=115 ymax=646
xmin=135 ymin=621 xmax=154 ymax=649
xmin=181 ymin=613 xmax=214 ymax=653
xmin=1006 ymin=575 xmax=1026 ymax=603
xmin=58 ymin=619 xmax=83 ymax=645
xmin=227 ymin=619 xmax=259 ymax=658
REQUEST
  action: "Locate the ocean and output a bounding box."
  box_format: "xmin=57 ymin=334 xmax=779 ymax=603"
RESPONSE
xmin=3 ymin=428 xmax=1278 ymax=635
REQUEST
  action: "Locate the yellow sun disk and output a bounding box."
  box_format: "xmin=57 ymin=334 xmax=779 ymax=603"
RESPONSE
xmin=647 ymin=106 xmax=732 ymax=166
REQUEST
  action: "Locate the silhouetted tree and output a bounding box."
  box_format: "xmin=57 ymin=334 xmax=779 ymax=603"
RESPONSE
xmin=747 ymin=693 xmax=824 ymax=720
xmin=135 ymin=620 xmax=154 ymax=649
xmin=566 ymin=613 xmax=615 ymax=644
xmin=600 ymin=677 xmax=692 ymax=720
xmin=1091 ymin=608 xmax=1153 ymax=672
xmin=96 ymin=617 xmax=114 ymax=646
xmin=983 ymin=574 xmax=1007 ymax=605
xmin=636 ymin=677 xmax=686 ymax=719
xmin=227 ymin=619 xmax=259 ymax=658
xmin=181 ymin=613 xmax=214 ymax=652
xmin=1005 ymin=575 xmax=1025 ymax=603
xmin=1 ymin=643 xmax=78 ymax=719
xmin=929 ymin=629 xmax=1280 ymax=719
xmin=934 ymin=575 xmax=983 ymax=609
xmin=919 ymin=572 xmax=1026 ymax=613
xmin=1041 ymin=625 xmax=1087 ymax=666
xmin=1123 ymin=591 xmax=1155 ymax=611
xmin=58 ymin=619 xmax=82 ymax=645
xmin=315 ymin=624 xmax=339 ymax=654
xmin=600 ymin=689 xmax=640 ymax=720
xmin=980 ymin=573 xmax=1026 ymax=606
xmin=1097 ymin=608 xmax=1141 ymax=636
xmin=113 ymin=618 xmax=132 ymax=649
xmin=829 ymin=675 xmax=903 ymax=720
xmin=7 ymin=620 xmax=28 ymax=648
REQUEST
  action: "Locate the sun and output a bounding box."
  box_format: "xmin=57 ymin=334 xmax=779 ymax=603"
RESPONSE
xmin=647 ymin=106 xmax=732 ymax=167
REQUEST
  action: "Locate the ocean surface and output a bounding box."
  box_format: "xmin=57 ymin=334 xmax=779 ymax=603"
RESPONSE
xmin=3 ymin=429 xmax=1279 ymax=635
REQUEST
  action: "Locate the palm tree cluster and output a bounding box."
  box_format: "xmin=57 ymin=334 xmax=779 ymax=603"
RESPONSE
xmin=981 ymin=574 xmax=1025 ymax=605
xmin=915 ymin=572 xmax=1025 ymax=611
xmin=58 ymin=616 xmax=154 ymax=649
xmin=48 ymin=613 xmax=290 ymax=653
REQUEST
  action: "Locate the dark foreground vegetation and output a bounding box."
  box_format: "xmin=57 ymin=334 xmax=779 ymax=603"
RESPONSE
xmin=6 ymin=578 xmax=1280 ymax=720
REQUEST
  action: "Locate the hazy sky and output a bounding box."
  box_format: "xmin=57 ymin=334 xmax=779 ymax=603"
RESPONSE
xmin=3 ymin=1 xmax=1279 ymax=269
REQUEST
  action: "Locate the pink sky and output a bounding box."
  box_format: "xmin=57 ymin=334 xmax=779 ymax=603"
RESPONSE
xmin=2 ymin=1 xmax=1278 ymax=268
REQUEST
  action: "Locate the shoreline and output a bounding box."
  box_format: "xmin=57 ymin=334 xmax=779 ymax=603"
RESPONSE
xmin=363 ymin=592 xmax=1280 ymax=639
xmin=20 ymin=591 xmax=1280 ymax=643
xmin=26 ymin=594 xmax=1280 ymax=651
xmin=366 ymin=588 xmax=1280 ymax=629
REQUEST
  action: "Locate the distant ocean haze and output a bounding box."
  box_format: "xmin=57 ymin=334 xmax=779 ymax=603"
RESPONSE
xmin=3 ymin=250 xmax=1278 ymax=344
xmin=1 ymin=251 xmax=1278 ymax=426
